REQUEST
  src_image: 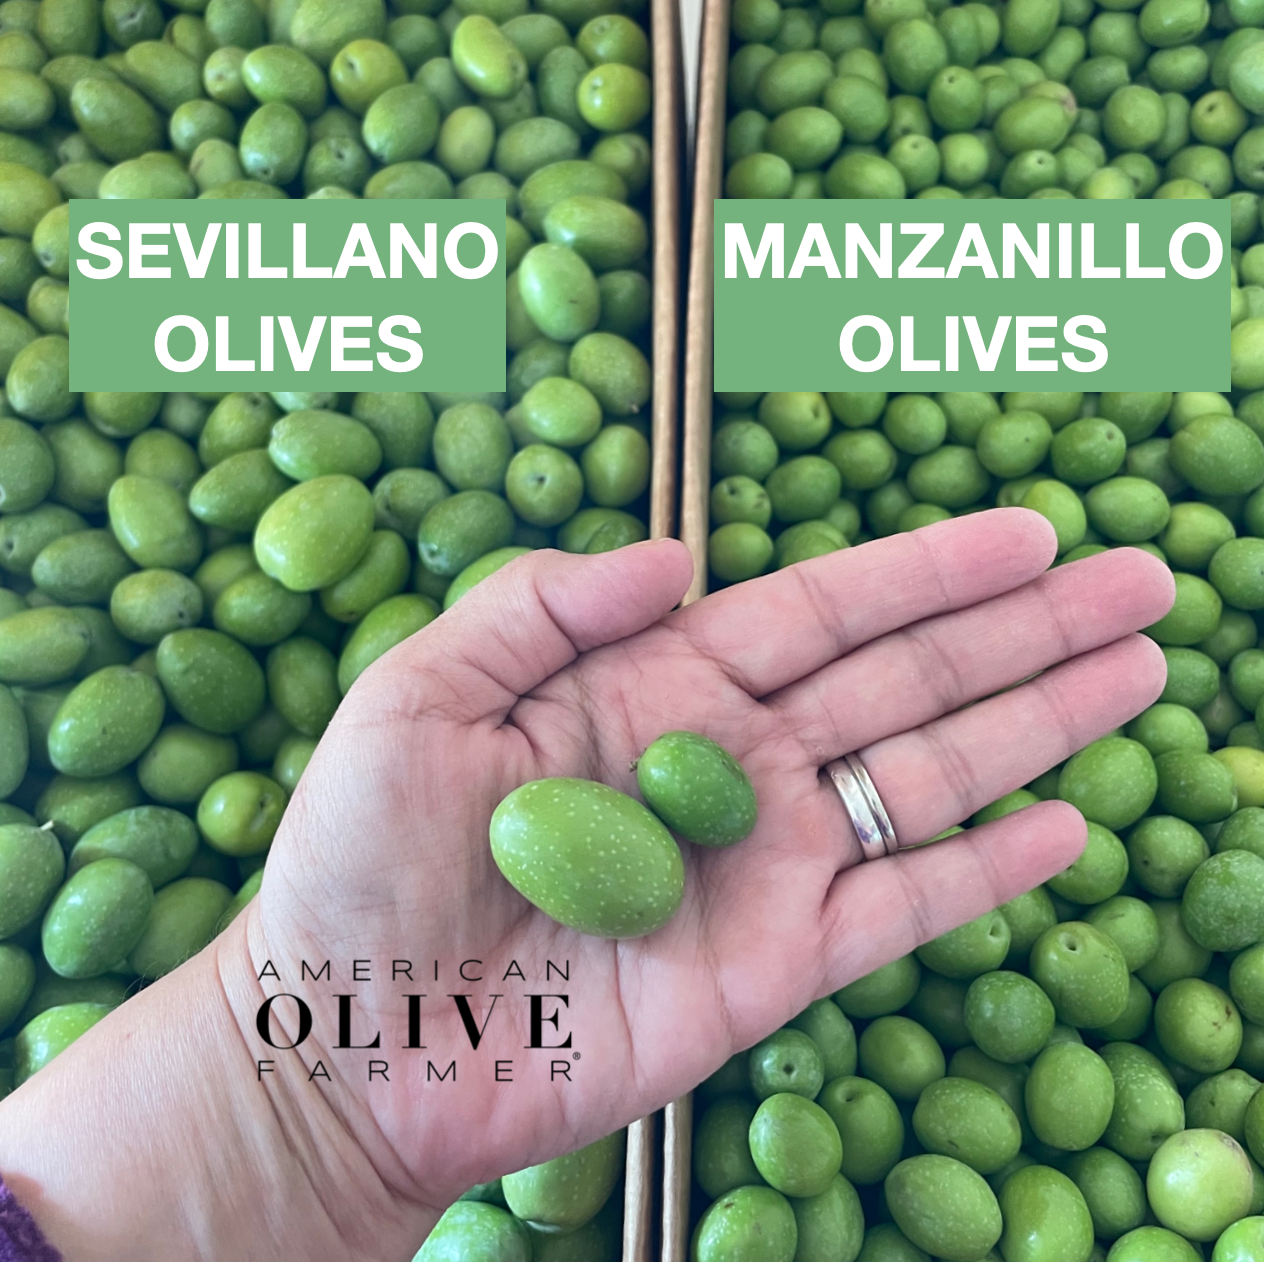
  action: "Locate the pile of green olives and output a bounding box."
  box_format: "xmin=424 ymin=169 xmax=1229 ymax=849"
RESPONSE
xmin=706 ymin=389 xmax=1264 ymax=581
xmin=708 ymin=0 xmax=1264 ymax=579
xmin=690 ymin=2 xmax=1264 ymax=1259
xmin=0 ymin=0 xmax=658 ymax=1116
xmin=420 ymin=1130 xmax=626 ymax=1260
xmin=722 ymin=0 xmax=1264 ymax=210
xmin=690 ymin=741 xmax=1264 ymax=1260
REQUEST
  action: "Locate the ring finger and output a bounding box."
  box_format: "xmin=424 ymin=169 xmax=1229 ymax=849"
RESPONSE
xmin=821 ymin=633 xmax=1167 ymax=868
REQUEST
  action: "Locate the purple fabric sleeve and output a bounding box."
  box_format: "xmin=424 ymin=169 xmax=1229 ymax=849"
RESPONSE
xmin=0 ymin=1178 xmax=61 ymax=1262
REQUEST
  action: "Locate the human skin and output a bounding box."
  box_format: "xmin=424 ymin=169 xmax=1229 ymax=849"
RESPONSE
xmin=0 ymin=508 xmax=1173 ymax=1262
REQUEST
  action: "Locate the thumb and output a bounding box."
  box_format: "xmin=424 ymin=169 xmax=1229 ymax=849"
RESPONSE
xmin=353 ymin=539 xmax=694 ymax=724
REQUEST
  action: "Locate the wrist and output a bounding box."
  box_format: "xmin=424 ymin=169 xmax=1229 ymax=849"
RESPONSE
xmin=0 ymin=907 xmax=437 ymax=1262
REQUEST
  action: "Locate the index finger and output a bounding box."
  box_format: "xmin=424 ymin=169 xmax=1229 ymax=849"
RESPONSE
xmin=665 ymin=508 xmax=1059 ymax=698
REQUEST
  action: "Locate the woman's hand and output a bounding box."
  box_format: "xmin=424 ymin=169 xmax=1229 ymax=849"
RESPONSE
xmin=0 ymin=508 xmax=1174 ymax=1262
xmin=245 ymin=508 xmax=1172 ymax=1217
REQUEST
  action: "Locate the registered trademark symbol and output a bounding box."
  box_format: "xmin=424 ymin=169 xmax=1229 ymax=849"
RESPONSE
xmin=573 ymin=1052 xmax=581 ymax=1060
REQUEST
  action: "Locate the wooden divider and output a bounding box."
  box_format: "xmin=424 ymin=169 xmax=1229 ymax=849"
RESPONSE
xmin=627 ymin=0 xmax=686 ymax=1253
xmin=663 ymin=0 xmax=729 ymax=1254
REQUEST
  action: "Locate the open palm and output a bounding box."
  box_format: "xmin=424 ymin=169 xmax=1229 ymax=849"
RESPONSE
xmin=232 ymin=507 xmax=1173 ymax=1245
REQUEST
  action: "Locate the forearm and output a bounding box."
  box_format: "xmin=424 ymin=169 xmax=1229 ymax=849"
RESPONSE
xmin=0 ymin=912 xmax=436 ymax=1262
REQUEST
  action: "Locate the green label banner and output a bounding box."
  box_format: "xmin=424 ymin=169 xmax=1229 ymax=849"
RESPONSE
xmin=70 ymin=200 xmax=506 ymax=391
xmin=713 ymin=200 xmax=1230 ymax=391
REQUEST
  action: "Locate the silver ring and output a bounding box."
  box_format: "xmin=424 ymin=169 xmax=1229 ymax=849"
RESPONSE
xmin=822 ymin=753 xmax=899 ymax=862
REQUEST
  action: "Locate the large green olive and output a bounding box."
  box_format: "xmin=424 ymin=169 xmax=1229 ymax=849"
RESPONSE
xmin=47 ymin=665 xmax=164 ymax=778
xmin=490 ymin=777 xmax=684 ymax=938
xmin=885 ymin=1154 xmax=1003 ymax=1261
xmin=253 ymin=475 xmax=375 ymax=592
